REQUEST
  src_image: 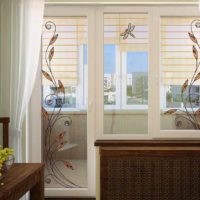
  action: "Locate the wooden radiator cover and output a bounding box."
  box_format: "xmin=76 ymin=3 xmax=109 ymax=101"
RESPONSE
xmin=96 ymin=140 xmax=200 ymax=200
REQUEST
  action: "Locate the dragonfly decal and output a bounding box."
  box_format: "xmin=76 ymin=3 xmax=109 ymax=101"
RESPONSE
xmin=120 ymin=23 xmax=135 ymax=40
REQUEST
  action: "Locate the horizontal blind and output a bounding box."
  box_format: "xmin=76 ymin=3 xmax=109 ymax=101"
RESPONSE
xmin=161 ymin=17 xmax=200 ymax=85
xmin=104 ymin=13 xmax=149 ymax=51
xmin=42 ymin=17 xmax=87 ymax=86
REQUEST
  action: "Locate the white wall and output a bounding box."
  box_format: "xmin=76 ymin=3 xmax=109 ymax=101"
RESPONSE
xmin=0 ymin=1 xmax=11 ymax=118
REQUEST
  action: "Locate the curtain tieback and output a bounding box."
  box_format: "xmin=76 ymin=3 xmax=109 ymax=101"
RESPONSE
xmin=9 ymin=126 xmax=22 ymax=136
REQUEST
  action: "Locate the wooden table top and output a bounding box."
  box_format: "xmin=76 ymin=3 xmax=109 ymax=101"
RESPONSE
xmin=0 ymin=163 xmax=44 ymax=200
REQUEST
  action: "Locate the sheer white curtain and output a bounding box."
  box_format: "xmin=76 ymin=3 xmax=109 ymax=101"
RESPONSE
xmin=0 ymin=0 xmax=44 ymax=162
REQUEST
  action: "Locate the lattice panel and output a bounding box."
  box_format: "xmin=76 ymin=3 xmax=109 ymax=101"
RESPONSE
xmin=101 ymin=155 xmax=200 ymax=200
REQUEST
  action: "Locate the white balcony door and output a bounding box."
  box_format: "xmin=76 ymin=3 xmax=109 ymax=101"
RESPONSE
xmin=28 ymin=5 xmax=96 ymax=197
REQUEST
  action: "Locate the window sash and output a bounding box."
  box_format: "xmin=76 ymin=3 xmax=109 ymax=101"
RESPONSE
xmin=41 ymin=5 xmax=96 ymax=197
xmin=96 ymin=5 xmax=200 ymax=140
xmin=41 ymin=5 xmax=200 ymax=140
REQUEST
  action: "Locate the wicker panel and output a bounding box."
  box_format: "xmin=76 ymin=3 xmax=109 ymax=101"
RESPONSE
xmin=101 ymin=156 xmax=200 ymax=200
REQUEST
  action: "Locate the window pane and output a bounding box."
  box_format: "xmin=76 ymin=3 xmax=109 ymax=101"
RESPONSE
xmin=104 ymin=45 xmax=116 ymax=105
xmin=126 ymin=52 xmax=148 ymax=105
xmin=42 ymin=17 xmax=88 ymax=188
xmin=160 ymin=17 xmax=200 ymax=130
xmin=103 ymin=13 xmax=149 ymax=134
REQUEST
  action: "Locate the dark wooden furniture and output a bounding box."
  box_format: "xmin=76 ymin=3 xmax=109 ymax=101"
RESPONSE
xmin=0 ymin=117 xmax=9 ymax=148
xmin=95 ymin=140 xmax=200 ymax=200
xmin=0 ymin=163 xmax=44 ymax=200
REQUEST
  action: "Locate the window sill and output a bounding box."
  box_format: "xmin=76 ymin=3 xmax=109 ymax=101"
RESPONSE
xmin=45 ymin=108 xmax=149 ymax=114
xmin=45 ymin=108 xmax=87 ymax=114
xmin=45 ymin=108 xmax=196 ymax=115
xmin=104 ymin=109 xmax=148 ymax=115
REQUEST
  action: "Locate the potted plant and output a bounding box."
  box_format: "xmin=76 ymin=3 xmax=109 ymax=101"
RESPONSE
xmin=0 ymin=146 xmax=14 ymax=186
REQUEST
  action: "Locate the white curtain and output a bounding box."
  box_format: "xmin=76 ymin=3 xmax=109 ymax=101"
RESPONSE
xmin=0 ymin=0 xmax=44 ymax=162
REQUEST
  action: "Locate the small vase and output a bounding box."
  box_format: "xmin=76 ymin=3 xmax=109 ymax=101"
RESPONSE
xmin=0 ymin=155 xmax=15 ymax=180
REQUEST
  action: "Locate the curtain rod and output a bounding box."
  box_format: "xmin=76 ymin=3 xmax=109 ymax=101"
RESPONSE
xmin=45 ymin=2 xmax=198 ymax=5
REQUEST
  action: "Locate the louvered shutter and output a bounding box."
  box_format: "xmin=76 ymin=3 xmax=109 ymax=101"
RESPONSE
xmin=42 ymin=17 xmax=87 ymax=86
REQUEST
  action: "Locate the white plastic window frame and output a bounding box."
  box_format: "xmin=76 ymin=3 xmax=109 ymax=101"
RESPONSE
xmin=156 ymin=6 xmax=200 ymax=139
xmin=95 ymin=6 xmax=152 ymax=140
xmin=95 ymin=5 xmax=200 ymax=140
xmin=40 ymin=5 xmax=96 ymax=197
xmin=76 ymin=45 xmax=87 ymax=110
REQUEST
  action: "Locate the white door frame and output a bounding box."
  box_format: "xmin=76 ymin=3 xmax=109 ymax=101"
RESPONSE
xmin=28 ymin=5 xmax=96 ymax=197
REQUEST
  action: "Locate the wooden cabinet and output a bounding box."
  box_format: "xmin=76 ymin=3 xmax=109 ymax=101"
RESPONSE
xmin=95 ymin=140 xmax=200 ymax=200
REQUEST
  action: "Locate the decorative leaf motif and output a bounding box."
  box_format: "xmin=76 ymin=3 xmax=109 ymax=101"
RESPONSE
xmin=45 ymin=23 xmax=51 ymax=30
xmin=188 ymin=32 xmax=198 ymax=44
xmin=164 ymin=109 xmax=177 ymax=115
xmin=195 ymin=108 xmax=200 ymax=115
xmin=55 ymin=131 xmax=66 ymax=142
xmin=49 ymin=47 xmax=54 ymax=62
xmin=63 ymin=161 xmax=74 ymax=170
xmin=43 ymin=21 xmax=79 ymax=188
xmin=42 ymin=70 xmax=53 ymax=82
xmin=181 ymin=79 xmax=188 ymax=93
xmin=49 ymin=34 xmax=58 ymax=46
xmin=57 ymin=141 xmax=67 ymax=151
xmin=42 ymin=107 xmax=48 ymax=118
xmin=193 ymin=45 xmax=198 ymax=60
xmin=58 ymin=80 xmax=65 ymax=93
xmin=194 ymin=72 xmax=200 ymax=82
xmin=195 ymin=22 xmax=200 ymax=28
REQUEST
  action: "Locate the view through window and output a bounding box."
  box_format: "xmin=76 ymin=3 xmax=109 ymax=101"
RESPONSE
xmin=103 ymin=13 xmax=149 ymax=134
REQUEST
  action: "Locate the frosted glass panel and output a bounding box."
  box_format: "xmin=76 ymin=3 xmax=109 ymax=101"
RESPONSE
xmin=42 ymin=114 xmax=87 ymax=188
xmin=103 ymin=13 xmax=149 ymax=134
xmin=42 ymin=17 xmax=88 ymax=188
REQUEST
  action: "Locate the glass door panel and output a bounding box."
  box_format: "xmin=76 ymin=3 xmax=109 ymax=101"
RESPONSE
xmin=42 ymin=16 xmax=88 ymax=188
